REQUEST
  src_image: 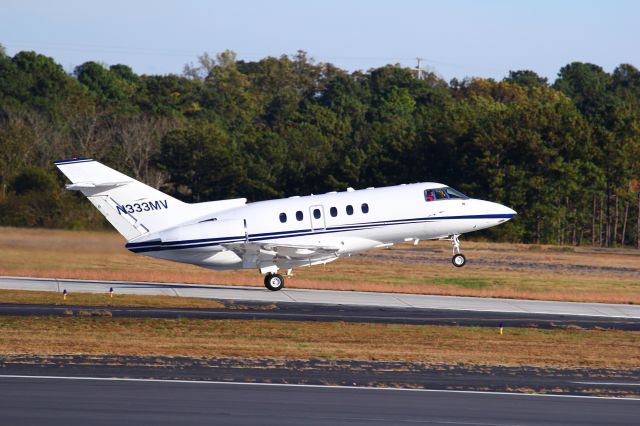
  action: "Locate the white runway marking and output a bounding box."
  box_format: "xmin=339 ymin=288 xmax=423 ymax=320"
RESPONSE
xmin=572 ymin=381 xmax=640 ymax=387
xmin=0 ymin=374 xmax=638 ymax=401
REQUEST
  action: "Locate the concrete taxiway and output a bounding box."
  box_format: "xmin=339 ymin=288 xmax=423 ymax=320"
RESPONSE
xmin=1 ymin=275 xmax=640 ymax=319
xmin=0 ymin=375 xmax=637 ymax=425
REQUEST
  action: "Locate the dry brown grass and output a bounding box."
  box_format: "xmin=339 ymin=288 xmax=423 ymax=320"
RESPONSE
xmin=2 ymin=226 xmax=639 ymax=304
xmin=0 ymin=289 xmax=225 ymax=309
xmin=0 ymin=316 xmax=638 ymax=369
xmin=0 ymin=227 xmax=256 ymax=285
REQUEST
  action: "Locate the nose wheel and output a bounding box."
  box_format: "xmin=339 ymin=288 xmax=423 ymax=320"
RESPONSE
xmin=264 ymin=273 xmax=285 ymax=291
xmin=450 ymin=234 xmax=466 ymax=267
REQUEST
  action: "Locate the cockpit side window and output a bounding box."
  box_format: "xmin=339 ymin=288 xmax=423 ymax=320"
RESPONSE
xmin=425 ymin=187 xmax=469 ymax=202
xmin=434 ymin=188 xmax=448 ymax=200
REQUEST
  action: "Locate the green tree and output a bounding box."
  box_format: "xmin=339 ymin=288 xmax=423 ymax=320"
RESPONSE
xmin=504 ymin=70 xmax=548 ymax=88
xmin=0 ymin=121 xmax=35 ymax=198
xmin=74 ymin=61 xmax=133 ymax=111
xmin=10 ymin=166 xmax=57 ymax=194
xmin=1 ymin=51 xmax=85 ymax=115
xmin=156 ymin=123 xmax=245 ymax=201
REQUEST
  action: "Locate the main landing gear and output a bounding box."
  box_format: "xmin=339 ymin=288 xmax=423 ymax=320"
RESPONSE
xmin=450 ymin=234 xmax=466 ymax=267
xmin=264 ymin=273 xmax=285 ymax=291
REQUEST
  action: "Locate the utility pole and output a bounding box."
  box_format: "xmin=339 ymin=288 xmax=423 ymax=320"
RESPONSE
xmin=415 ymin=57 xmax=429 ymax=79
xmin=416 ymin=57 xmax=423 ymax=79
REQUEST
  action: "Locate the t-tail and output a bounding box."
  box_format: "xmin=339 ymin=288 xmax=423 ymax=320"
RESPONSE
xmin=54 ymin=158 xmax=246 ymax=241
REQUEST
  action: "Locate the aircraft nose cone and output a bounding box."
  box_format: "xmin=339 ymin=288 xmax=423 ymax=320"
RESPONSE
xmin=485 ymin=201 xmax=517 ymax=218
xmin=502 ymin=205 xmax=517 ymax=218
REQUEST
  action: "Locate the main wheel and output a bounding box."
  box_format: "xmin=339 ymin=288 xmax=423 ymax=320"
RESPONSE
xmin=452 ymin=253 xmax=466 ymax=267
xmin=264 ymin=273 xmax=285 ymax=291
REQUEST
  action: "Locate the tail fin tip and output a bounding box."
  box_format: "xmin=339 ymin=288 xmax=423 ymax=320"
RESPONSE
xmin=53 ymin=157 xmax=95 ymax=165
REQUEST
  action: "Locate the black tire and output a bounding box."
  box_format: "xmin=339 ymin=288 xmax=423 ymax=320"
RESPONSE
xmin=452 ymin=253 xmax=466 ymax=267
xmin=264 ymin=273 xmax=285 ymax=291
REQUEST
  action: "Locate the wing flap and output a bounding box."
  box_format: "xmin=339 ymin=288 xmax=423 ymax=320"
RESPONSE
xmin=223 ymin=242 xmax=340 ymax=262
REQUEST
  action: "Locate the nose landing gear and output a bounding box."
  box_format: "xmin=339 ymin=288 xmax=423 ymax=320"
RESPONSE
xmin=450 ymin=234 xmax=466 ymax=267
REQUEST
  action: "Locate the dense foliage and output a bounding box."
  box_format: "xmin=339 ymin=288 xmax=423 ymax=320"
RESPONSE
xmin=0 ymin=47 xmax=639 ymax=246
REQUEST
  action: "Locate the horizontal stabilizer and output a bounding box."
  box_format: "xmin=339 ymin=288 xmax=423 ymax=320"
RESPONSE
xmin=66 ymin=181 xmax=132 ymax=191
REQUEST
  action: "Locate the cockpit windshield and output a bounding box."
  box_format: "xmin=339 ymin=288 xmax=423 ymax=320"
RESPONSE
xmin=424 ymin=187 xmax=469 ymax=202
xmin=444 ymin=187 xmax=468 ymax=199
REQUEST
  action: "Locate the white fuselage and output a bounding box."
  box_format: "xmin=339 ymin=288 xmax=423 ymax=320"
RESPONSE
xmin=126 ymin=182 xmax=516 ymax=271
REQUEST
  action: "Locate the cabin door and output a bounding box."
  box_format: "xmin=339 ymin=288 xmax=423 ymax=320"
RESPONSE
xmin=309 ymin=205 xmax=326 ymax=231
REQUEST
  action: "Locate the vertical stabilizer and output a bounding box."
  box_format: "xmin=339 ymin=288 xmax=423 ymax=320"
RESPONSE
xmin=55 ymin=158 xmax=189 ymax=240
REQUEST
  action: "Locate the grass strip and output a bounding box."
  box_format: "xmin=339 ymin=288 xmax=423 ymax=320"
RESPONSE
xmin=0 ymin=289 xmax=225 ymax=309
xmin=2 ymin=226 xmax=640 ymax=304
xmin=0 ymin=316 xmax=638 ymax=369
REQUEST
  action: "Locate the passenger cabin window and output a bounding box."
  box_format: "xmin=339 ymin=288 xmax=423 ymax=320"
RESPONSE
xmin=330 ymin=207 xmax=338 ymax=217
xmin=346 ymin=205 xmax=354 ymax=215
xmin=279 ymin=212 xmax=287 ymax=223
xmin=313 ymin=208 xmax=321 ymax=219
xmin=361 ymin=203 xmax=369 ymax=213
xmin=296 ymin=211 xmax=303 ymax=221
xmin=424 ymin=187 xmax=469 ymax=202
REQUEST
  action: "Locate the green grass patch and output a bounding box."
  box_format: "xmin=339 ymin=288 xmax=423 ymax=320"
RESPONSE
xmin=432 ymin=277 xmax=495 ymax=289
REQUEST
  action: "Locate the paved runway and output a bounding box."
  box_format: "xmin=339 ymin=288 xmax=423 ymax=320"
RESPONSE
xmin=2 ymin=275 xmax=640 ymax=319
xmin=0 ymin=375 xmax=638 ymax=425
xmin=3 ymin=354 xmax=638 ymax=397
xmin=3 ymin=302 xmax=640 ymax=330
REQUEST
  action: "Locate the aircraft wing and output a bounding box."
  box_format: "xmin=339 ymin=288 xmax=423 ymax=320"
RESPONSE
xmin=222 ymin=242 xmax=341 ymax=263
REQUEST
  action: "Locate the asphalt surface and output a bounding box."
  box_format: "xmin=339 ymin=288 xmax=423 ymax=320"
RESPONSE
xmin=2 ymin=275 xmax=640 ymax=319
xmin=0 ymin=375 xmax=638 ymax=425
xmin=2 ymin=301 xmax=640 ymax=330
xmin=2 ymin=275 xmax=639 ymax=423
xmin=2 ymin=355 xmax=639 ymax=398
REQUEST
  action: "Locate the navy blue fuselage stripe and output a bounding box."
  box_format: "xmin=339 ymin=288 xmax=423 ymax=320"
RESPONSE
xmin=130 ymin=240 xmax=244 ymax=253
xmin=54 ymin=158 xmax=95 ymax=165
xmin=249 ymin=228 xmax=313 ymax=238
xmin=126 ymin=234 xmax=245 ymax=248
xmin=126 ymin=228 xmax=317 ymax=249
xmin=126 ymin=213 xmax=515 ymax=253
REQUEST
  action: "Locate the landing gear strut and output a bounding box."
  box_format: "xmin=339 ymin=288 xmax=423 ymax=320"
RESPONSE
xmin=450 ymin=234 xmax=466 ymax=267
xmin=264 ymin=273 xmax=285 ymax=291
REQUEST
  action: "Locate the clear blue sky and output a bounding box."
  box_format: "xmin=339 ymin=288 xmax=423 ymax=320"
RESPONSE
xmin=2 ymin=0 xmax=638 ymax=82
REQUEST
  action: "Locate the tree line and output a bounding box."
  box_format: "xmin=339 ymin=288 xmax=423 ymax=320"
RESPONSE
xmin=0 ymin=45 xmax=639 ymax=247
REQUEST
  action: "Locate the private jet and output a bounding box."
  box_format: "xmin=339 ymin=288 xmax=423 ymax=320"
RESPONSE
xmin=55 ymin=158 xmax=516 ymax=291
